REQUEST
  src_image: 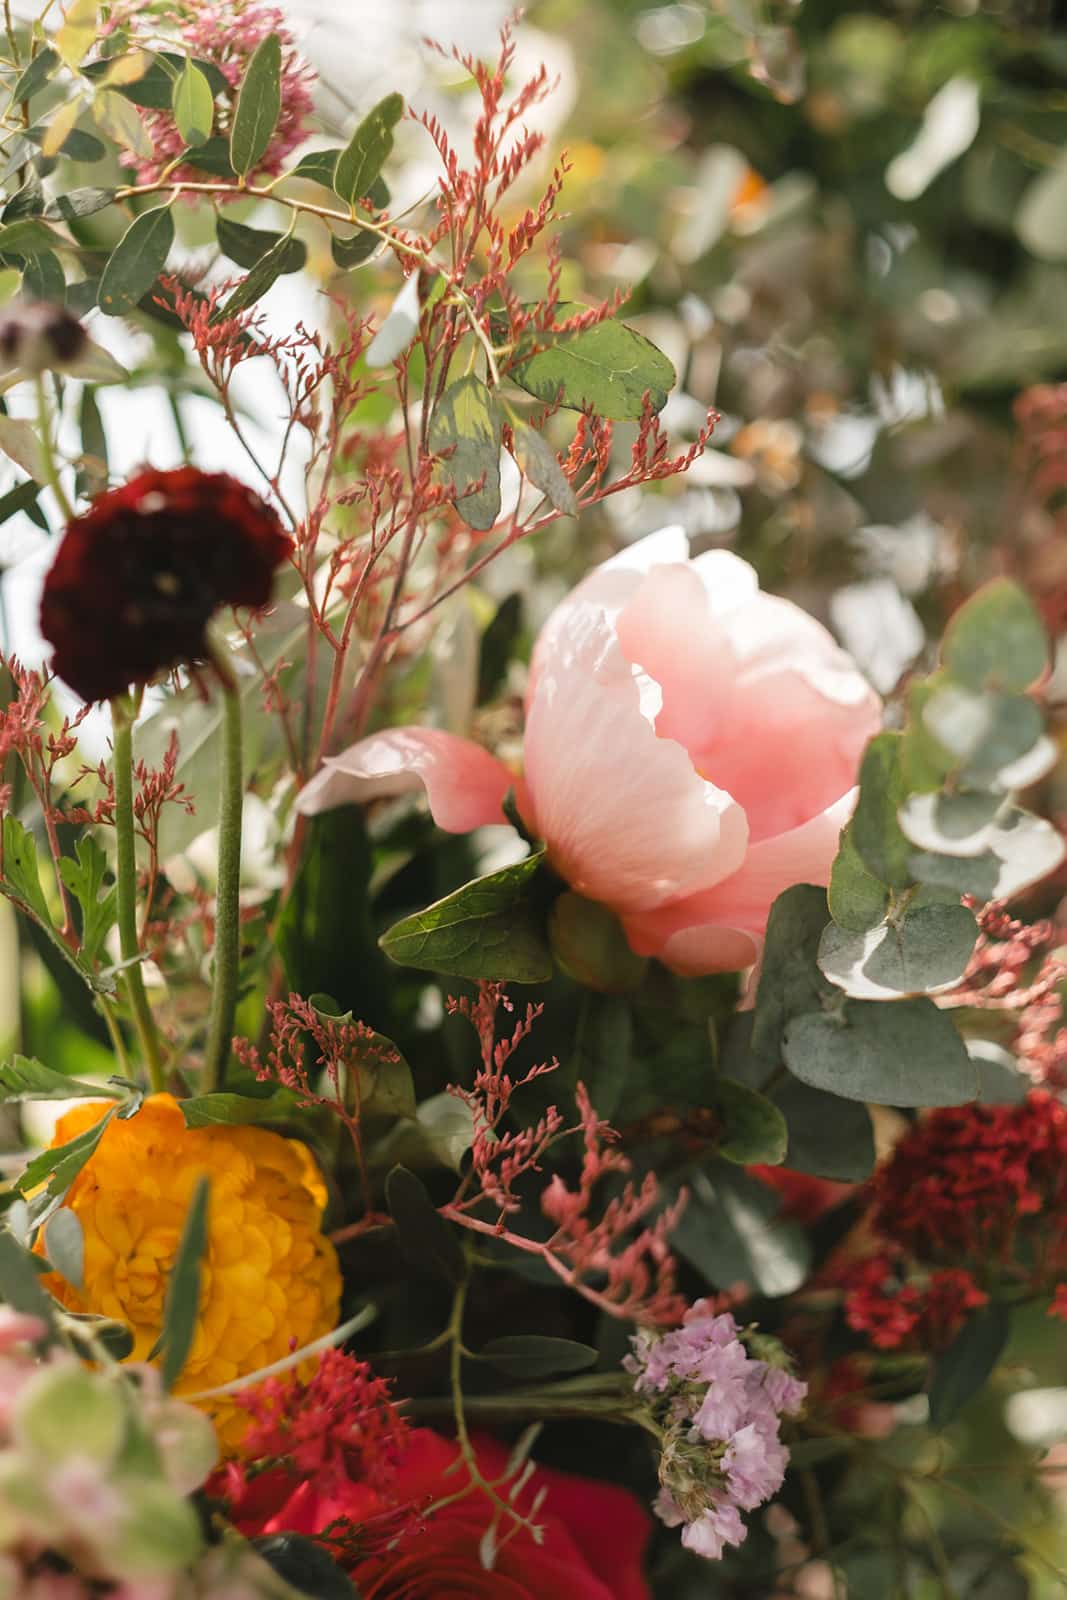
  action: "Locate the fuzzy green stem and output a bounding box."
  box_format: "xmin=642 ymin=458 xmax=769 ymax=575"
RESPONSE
xmin=33 ymin=372 xmax=75 ymax=523
xmin=110 ymin=701 xmax=165 ymax=1093
xmin=200 ymin=680 xmax=243 ymax=1094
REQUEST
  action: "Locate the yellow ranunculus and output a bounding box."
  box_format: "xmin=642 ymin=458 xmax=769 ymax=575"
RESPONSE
xmin=40 ymin=1093 xmax=341 ymax=1449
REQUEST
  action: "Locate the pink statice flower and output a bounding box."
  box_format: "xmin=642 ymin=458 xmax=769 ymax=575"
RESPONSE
xmin=627 ymin=1304 xmax=806 ymax=1561
xmin=114 ymin=1 xmax=315 ymax=186
xmin=297 ymin=527 xmax=882 ymax=976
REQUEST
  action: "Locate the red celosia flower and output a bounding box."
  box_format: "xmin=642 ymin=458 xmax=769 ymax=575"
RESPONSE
xmin=40 ymin=467 xmax=291 ymax=702
xmin=226 ymin=1425 xmax=651 ymax=1600
xmin=869 ymin=1092 xmax=1067 ymax=1274
xmin=842 ymin=1257 xmax=987 ymax=1352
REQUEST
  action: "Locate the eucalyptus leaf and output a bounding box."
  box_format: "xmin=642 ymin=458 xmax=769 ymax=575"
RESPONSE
xmin=512 ymin=421 xmax=579 ymax=515
xmin=43 ymin=187 xmax=117 ymax=221
xmin=212 ymin=229 xmax=301 ymax=321
xmin=44 ymin=1207 xmax=84 ymax=1291
xmin=850 ymin=732 xmax=913 ymax=890
xmin=21 ymin=251 xmax=64 ymax=302
xmin=12 ymin=47 xmax=59 ymax=106
xmin=670 ymin=1165 xmax=811 ymax=1297
xmin=216 ymin=216 xmax=305 ymax=272
xmin=711 ymin=1076 xmax=788 ymax=1165
xmin=818 ymin=902 xmax=978 ymax=999
xmin=942 ymin=578 xmax=1047 ymax=693
xmin=330 ymin=228 xmax=379 ymax=269
xmin=783 ymin=998 xmax=977 ymax=1107
xmin=827 ymin=820 xmax=890 ymax=933
xmin=172 ymin=59 xmax=215 ymax=148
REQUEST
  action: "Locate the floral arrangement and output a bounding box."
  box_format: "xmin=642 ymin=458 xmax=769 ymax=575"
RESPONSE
xmin=0 ymin=3 xmax=1064 ymax=1596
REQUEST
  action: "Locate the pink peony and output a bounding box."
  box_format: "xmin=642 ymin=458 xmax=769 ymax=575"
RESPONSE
xmin=297 ymin=527 xmax=881 ymax=975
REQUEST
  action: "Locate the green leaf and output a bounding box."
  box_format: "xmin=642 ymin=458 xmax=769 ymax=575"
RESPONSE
xmin=64 ymin=1311 xmax=135 ymax=1361
xmin=215 ymin=216 xmax=306 ymax=272
xmin=253 ymin=1535 xmax=359 ymax=1600
xmin=182 ymin=135 xmax=236 ymax=178
xmin=352 ymin=1038 xmax=416 ymax=1124
xmin=83 ymin=53 xmax=229 ymax=111
xmin=512 ymin=421 xmax=579 ymax=515
xmin=477 ymin=1335 xmax=599 ymax=1379
xmin=0 ymin=479 xmax=43 ymax=528
xmin=334 ymin=92 xmax=404 ymax=208
xmin=43 ymin=187 xmax=117 ymax=222
xmin=711 ymin=1077 xmax=788 ymax=1165
xmin=178 ymin=1089 xmax=304 ymax=1130
xmin=783 ymin=998 xmax=977 ymax=1108
xmin=670 ymin=1165 xmax=811 ymax=1297
xmin=2 ymin=814 xmax=54 ymax=926
xmin=0 ymin=1056 xmax=120 ymax=1102
xmin=850 ymin=732 xmax=913 ymax=890
xmin=371 ymin=1092 xmax=477 ymax=1175
xmin=828 ymin=821 xmax=890 ymax=933
xmin=3 ymin=174 xmax=43 ymax=220
xmin=330 ymin=228 xmax=379 ymax=269
xmin=172 ymin=59 xmax=215 ymax=147
xmin=943 ymin=579 xmax=1048 ymax=693
xmin=211 ymin=228 xmax=301 ymax=321
xmin=152 ymin=1176 xmax=210 ymax=1389
xmin=12 ymin=47 xmax=59 ymax=105
xmin=818 ymin=902 xmax=979 ymax=1000
xmin=0 ymin=1230 xmax=57 ymax=1334
xmin=44 ymin=1207 xmax=84 ymax=1291
xmin=58 ymin=836 xmax=117 ymax=965
xmin=229 ymin=32 xmax=281 ymax=178
xmin=17 ymin=1108 xmax=117 ymax=1222
xmin=928 ymin=1301 xmax=1012 ymax=1429
xmin=548 ymin=891 xmax=648 ymax=993
xmin=429 ymin=374 xmax=503 ymax=531
xmin=98 ymin=204 xmax=175 ymax=316
xmin=21 ymin=251 xmax=64 ymax=302
xmin=774 ymin=1077 xmax=875 ymax=1180
xmin=478 ymin=592 xmax=523 ymax=704
xmin=508 ymin=303 xmax=676 ymax=420
xmin=0 ymin=218 xmax=57 ymax=258
xmin=385 ymin=1165 xmax=465 ymax=1285
xmin=0 ymin=415 xmax=45 ymax=481
xmin=93 ymin=89 xmax=154 ymax=160
xmin=24 ymin=123 xmax=107 ymax=163
xmin=922 ymin=685 xmax=1043 ymax=784
xmin=379 ymin=850 xmax=552 ymax=984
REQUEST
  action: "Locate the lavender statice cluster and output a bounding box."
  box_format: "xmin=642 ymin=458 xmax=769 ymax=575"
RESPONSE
xmin=627 ymin=1303 xmax=807 ymax=1561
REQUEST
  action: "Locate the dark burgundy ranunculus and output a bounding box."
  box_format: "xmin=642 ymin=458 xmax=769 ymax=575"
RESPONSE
xmin=40 ymin=466 xmax=292 ymax=702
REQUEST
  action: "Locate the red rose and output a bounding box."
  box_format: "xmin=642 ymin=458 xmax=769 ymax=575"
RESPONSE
xmin=40 ymin=466 xmax=291 ymax=702
xmin=226 ymin=1427 xmax=652 ymax=1600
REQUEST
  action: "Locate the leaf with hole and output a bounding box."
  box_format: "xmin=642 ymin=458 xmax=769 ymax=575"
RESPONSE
xmin=429 ymin=374 xmax=503 ymax=531
xmin=98 ymin=205 xmax=174 ymax=316
xmin=509 ymin=303 xmax=676 ymax=419
xmin=229 ymin=32 xmax=281 ymax=177
xmin=334 ymin=92 xmax=404 ymax=207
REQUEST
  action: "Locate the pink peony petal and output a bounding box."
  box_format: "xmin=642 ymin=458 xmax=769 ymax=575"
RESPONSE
xmin=295 ymin=728 xmax=512 ymax=833
xmin=624 ymin=792 xmax=855 ymax=975
xmin=522 ymin=608 xmax=748 ymax=914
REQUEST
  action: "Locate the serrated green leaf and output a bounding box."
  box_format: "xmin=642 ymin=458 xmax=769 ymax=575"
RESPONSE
xmin=429 ymin=374 xmax=503 ymax=531
xmin=334 ymin=92 xmax=404 ymax=208
xmin=512 ymin=421 xmax=579 ymax=515
xmin=152 ymin=1176 xmax=210 ymax=1389
xmin=178 ymin=1089 xmax=304 ymax=1130
xmin=379 ymin=850 xmax=552 ymax=983
xmin=783 ymin=997 xmax=977 ymax=1108
xmin=478 ymin=1335 xmax=599 ymax=1379
xmin=58 ymin=835 xmax=117 ymax=964
xmin=509 ymin=303 xmax=675 ymax=419
xmin=942 ymin=579 xmax=1048 ymax=693
xmin=229 ymin=32 xmax=281 ymax=177
xmin=928 ymin=1301 xmax=1012 ymax=1429
xmin=17 ymin=1107 xmax=116 ymax=1221
xmin=172 ymin=59 xmax=215 ymax=147
xmin=0 ymin=1056 xmax=120 ymax=1102
xmin=2 ymin=814 xmax=53 ymax=926
xmin=98 ymin=204 xmax=174 ymax=316
xmin=386 ymin=1165 xmax=466 ymax=1285
xmin=211 ymin=228 xmax=300 ymax=321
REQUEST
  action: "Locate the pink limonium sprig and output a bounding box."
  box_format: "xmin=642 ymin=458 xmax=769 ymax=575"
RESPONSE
xmin=626 ymin=1304 xmax=807 ymax=1561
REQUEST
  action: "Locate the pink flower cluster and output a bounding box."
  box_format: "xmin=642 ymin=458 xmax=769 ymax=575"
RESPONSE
xmin=117 ymin=1 xmax=315 ymax=186
xmin=627 ymin=1305 xmax=806 ymax=1561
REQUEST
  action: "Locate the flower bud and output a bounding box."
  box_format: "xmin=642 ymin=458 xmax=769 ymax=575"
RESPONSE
xmin=0 ymin=300 xmax=88 ymax=375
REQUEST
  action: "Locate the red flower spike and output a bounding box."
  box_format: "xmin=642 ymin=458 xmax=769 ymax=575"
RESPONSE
xmin=40 ymin=467 xmax=292 ymax=703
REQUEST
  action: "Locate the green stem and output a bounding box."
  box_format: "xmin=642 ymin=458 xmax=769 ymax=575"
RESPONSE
xmin=200 ymin=679 xmax=243 ymax=1094
xmin=110 ymin=700 xmax=165 ymax=1093
xmin=34 ymin=373 xmax=75 ymax=523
